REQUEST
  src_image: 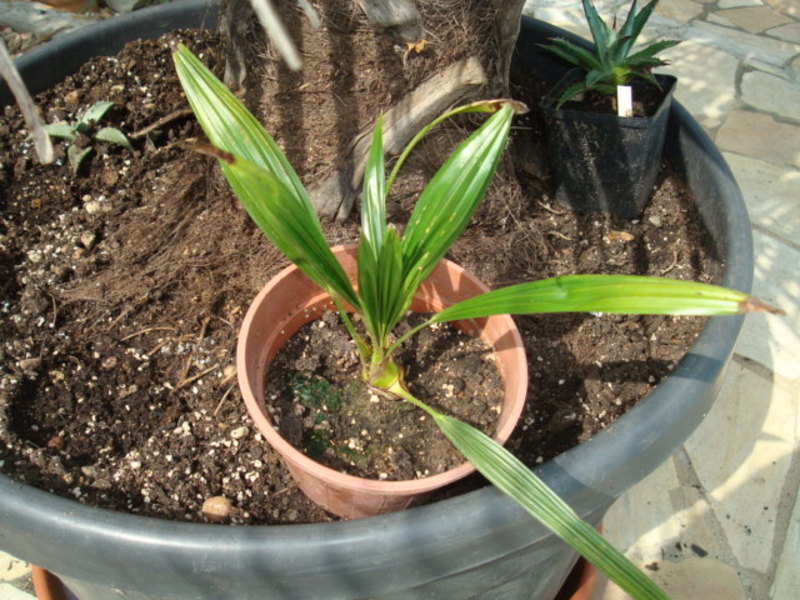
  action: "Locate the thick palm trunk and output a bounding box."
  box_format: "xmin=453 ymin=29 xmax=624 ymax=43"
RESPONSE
xmin=221 ymin=0 xmax=527 ymax=220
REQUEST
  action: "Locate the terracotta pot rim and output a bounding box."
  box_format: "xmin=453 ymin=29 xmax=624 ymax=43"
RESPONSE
xmin=237 ymin=245 xmax=527 ymax=496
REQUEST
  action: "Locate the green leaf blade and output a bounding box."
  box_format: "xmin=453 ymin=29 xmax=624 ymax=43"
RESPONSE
xmin=582 ymin=0 xmax=610 ymax=60
xmin=357 ymin=228 xmax=405 ymax=347
xmin=173 ymin=44 xmax=360 ymax=309
xmin=401 ymin=105 xmax=513 ymax=298
xmin=626 ymin=39 xmax=680 ymax=65
xmin=430 ymin=412 xmax=670 ymax=600
xmin=94 ymin=127 xmax=133 ymax=150
xmin=67 ymin=145 xmax=93 ymax=172
xmin=207 ymin=146 xmax=361 ymax=311
xmin=360 ymin=114 xmax=386 ymax=256
xmin=555 ymin=81 xmax=591 ymax=107
xmin=432 ymin=275 xmax=754 ymax=323
xmin=173 ymin=44 xmax=307 ymax=202
xmin=543 ymin=0 xmax=676 ymax=90
xmin=627 ymin=0 xmax=659 ymax=54
xmin=42 ymin=124 xmax=77 ymax=141
xmin=540 ymin=39 xmax=604 ymax=72
xmin=79 ymin=101 xmax=115 ymax=126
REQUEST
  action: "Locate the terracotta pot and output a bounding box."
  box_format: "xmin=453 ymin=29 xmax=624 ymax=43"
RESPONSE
xmin=554 ymin=558 xmax=597 ymax=600
xmin=237 ymin=245 xmax=528 ymax=519
xmin=31 ymin=565 xmax=68 ymax=600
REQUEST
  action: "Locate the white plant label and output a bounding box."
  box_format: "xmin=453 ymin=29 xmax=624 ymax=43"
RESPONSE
xmin=617 ymin=85 xmax=633 ymax=118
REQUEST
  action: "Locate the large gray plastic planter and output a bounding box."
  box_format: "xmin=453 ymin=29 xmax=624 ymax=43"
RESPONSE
xmin=0 ymin=5 xmax=753 ymax=599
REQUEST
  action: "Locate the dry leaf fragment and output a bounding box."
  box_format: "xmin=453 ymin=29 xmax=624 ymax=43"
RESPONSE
xmin=407 ymin=39 xmax=427 ymax=54
xmin=603 ymin=230 xmax=635 ymax=244
xmin=403 ymin=39 xmax=428 ymax=65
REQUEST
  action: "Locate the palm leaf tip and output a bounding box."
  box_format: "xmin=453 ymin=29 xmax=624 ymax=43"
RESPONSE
xmin=740 ymin=296 xmax=784 ymax=315
xmin=187 ymin=141 xmax=235 ymax=163
xmin=466 ymin=99 xmax=530 ymax=115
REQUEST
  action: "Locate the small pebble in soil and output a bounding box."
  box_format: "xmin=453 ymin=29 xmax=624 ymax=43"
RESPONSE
xmin=18 ymin=357 xmax=42 ymax=375
xmin=230 ymin=425 xmax=249 ymax=440
xmin=202 ymin=496 xmax=232 ymax=522
xmin=79 ymin=231 xmax=97 ymax=250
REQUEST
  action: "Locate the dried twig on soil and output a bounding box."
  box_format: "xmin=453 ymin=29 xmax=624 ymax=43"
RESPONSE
xmin=538 ymin=201 xmax=567 ymax=216
xmin=175 ymin=363 xmax=220 ymax=391
xmin=130 ymin=108 xmax=194 ymax=140
xmin=547 ymin=231 xmax=573 ymax=241
xmin=176 ymin=317 xmax=211 ymax=384
xmin=213 ymin=381 xmax=237 ymax=416
xmin=661 ymin=250 xmax=679 ymax=275
xmin=121 ymin=326 xmax=177 ymax=341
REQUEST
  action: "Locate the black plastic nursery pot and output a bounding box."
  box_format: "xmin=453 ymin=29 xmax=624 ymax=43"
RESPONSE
xmin=0 ymin=5 xmax=753 ymax=600
xmin=540 ymin=70 xmax=677 ymax=218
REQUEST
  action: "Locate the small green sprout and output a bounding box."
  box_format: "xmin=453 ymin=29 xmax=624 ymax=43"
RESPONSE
xmin=290 ymin=372 xmax=343 ymax=417
xmin=541 ymin=0 xmax=680 ymax=107
xmin=43 ymin=101 xmax=132 ymax=171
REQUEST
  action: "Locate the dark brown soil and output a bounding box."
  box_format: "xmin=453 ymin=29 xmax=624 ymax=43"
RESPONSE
xmin=267 ymin=312 xmax=502 ymax=480
xmin=0 ymin=30 xmax=719 ymax=525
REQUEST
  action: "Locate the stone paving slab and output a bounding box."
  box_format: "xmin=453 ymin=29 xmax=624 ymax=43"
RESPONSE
xmin=0 ymin=551 xmax=33 ymax=600
xmin=768 ymin=21 xmax=800 ymax=43
xmin=595 ymin=359 xmax=799 ymax=600
xmin=716 ymin=110 xmax=800 ymax=169
xmin=735 ymin=229 xmax=800 ymax=380
xmin=771 ymin=491 xmax=800 ymax=599
xmin=764 ymin=0 xmax=800 ymax=18
xmin=683 ymin=362 xmax=799 ymax=575
xmin=687 ymin=20 xmax=800 ymax=66
xmin=741 ymin=70 xmax=800 ymax=121
xmin=656 ymin=0 xmax=705 ymax=22
xmin=0 ymin=551 xmax=29 ymax=582
xmin=720 ymin=0 xmax=765 ymax=8
xmin=657 ymin=40 xmax=739 ymax=129
xmin=0 ymin=583 xmax=35 ymax=600
xmin=717 ymin=6 xmax=794 ymax=33
xmin=723 ymin=152 xmax=800 ymax=247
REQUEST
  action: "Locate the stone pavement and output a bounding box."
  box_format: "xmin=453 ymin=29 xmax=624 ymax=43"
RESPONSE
xmin=2 ymin=1 xmax=798 ymax=599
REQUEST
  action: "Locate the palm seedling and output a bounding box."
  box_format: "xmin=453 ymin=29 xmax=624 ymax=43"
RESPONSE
xmin=174 ymin=44 xmax=777 ymax=600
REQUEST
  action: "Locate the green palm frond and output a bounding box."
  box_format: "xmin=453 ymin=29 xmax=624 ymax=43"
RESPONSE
xmin=400 ymin=105 xmax=514 ymax=300
xmin=173 ymin=46 xmax=359 ymax=309
xmin=173 ymin=42 xmax=781 ymax=600
xmin=431 ymin=412 xmax=671 ymax=600
xmin=431 ymin=275 xmax=765 ymax=323
xmin=173 ymin=44 xmax=307 ymax=202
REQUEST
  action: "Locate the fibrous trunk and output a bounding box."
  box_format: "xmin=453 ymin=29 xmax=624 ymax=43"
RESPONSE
xmin=221 ymin=0 xmax=527 ymax=220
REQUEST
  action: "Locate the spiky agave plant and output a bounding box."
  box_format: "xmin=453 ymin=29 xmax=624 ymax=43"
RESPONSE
xmin=174 ymin=44 xmax=777 ymax=600
xmin=542 ymin=0 xmax=680 ymax=107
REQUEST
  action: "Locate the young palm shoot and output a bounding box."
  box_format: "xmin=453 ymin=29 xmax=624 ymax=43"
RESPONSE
xmin=174 ymin=44 xmax=779 ymax=600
